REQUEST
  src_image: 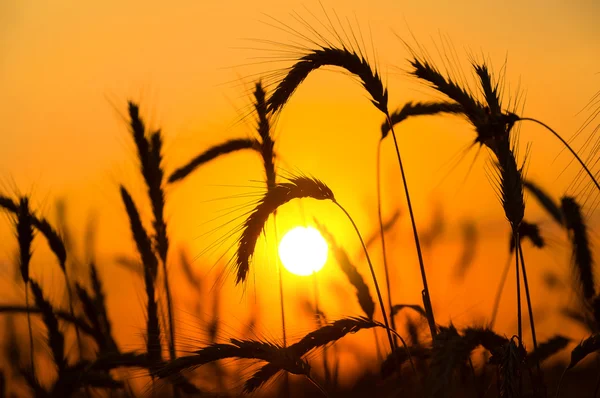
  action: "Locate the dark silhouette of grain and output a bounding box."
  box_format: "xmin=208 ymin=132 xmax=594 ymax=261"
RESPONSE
xmin=561 ymin=196 xmax=595 ymax=300
xmin=314 ymin=219 xmax=375 ymax=319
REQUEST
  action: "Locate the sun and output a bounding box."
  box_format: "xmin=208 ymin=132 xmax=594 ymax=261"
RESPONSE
xmin=278 ymin=226 xmax=328 ymax=276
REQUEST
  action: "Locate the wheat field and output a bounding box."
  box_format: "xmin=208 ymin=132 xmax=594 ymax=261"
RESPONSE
xmin=1 ymin=2 xmax=599 ymax=397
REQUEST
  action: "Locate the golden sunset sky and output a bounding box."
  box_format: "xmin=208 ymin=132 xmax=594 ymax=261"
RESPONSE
xmin=1 ymin=1 xmax=599 ymax=383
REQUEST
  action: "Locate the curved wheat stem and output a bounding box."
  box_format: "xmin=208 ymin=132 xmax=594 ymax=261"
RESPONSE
xmin=385 ymin=117 xmax=437 ymax=339
xmin=333 ymin=201 xmax=395 ymax=355
xmin=517 ymin=117 xmax=600 ymax=193
xmin=518 ymin=240 xmax=543 ymax=387
xmin=375 ymin=140 xmax=396 ymax=346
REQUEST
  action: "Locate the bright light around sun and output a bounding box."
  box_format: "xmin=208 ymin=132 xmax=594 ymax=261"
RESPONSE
xmin=278 ymin=226 xmax=328 ymax=276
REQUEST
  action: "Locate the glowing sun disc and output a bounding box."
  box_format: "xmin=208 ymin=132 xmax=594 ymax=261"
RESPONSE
xmin=278 ymin=226 xmax=328 ymax=276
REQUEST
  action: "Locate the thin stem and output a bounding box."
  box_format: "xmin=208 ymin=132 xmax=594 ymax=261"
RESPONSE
xmin=273 ymin=214 xmax=289 ymax=397
xmin=376 ymin=139 xmax=397 ymax=348
xmin=518 ymin=241 xmax=543 ymax=386
xmin=312 ymin=272 xmax=330 ymax=385
xmin=515 ymin=231 xmax=522 ymax=343
xmin=490 ymin=255 xmax=512 ymax=328
xmin=65 ymin=281 xmax=83 ymax=359
xmin=386 ymin=116 xmax=437 ymax=338
xmin=160 ymin=258 xmax=176 ymax=361
xmin=517 ymin=117 xmax=600 ymax=192
xmin=554 ymin=368 xmax=567 ymax=398
xmin=373 ymin=328 xmax=383 ymax=363
xmin=514 ymin=231 xmax=523 ymax=397
xmin=333 ymin=201 xmax=395 ymax=355
xmin=307 ymin=374 xmax=330 ymax=398
xmin=25 ymin=285 xmax=35 ymax=377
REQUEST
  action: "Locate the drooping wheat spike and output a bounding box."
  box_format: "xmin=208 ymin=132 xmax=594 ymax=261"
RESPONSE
xmin=267 ymin=38 xmax=431 ymax=345
xmin=180 ymin=249 xmax=202 ymax=292
xmin=120 ymin=186 xmax=161 ymax=365
xmin=235 ymin=176 xmax=334 ymax=284
xmin=561 ymin=196 xmax=595 ymax=300
xmin=267 ymin=46 xmax=388 ymax=114
xmin=526 ymin=335 xmax=569 ymax=368
xmin=30 ymin=216 xmax=67 ymax=273
xmin=381 ymin=101 xmax=464 ymax=139
xmin=453 ymin=221 xmax=478 ymax=280
xmin=156 ymin=339 xmax=309 ymax=380
xmin=390 ymin=304 xmax=427 ymax=319
xmin=254 ymin=82 xmax=276 ymax=190
xmin=168 ymin=138 xmax=261 ymax=183
xmin=0 ymin=195 xmax=17 ymax=213
xmin=461 ymin=326 xmax=509 ymax=354
xmin=314 ymin=219 xmax=375 ymax=319
xmin=364 ymin=209 xmax=400 ymax=249
xmin=29 ymin=280 xmax=66 ymax=373
xmin=509 ymin=220 xmax=544 ymax=252
xmin=568 ymin=333 xmax=600 ymax=369
xmin=244 ymin=317 xmax=384 ymax=393
xmin=523 ymin=180 xmax=563 ymax=225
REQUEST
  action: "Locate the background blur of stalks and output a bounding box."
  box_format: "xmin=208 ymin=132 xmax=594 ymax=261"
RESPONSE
xmin=1 ymin=1 xmax=599 ymax=397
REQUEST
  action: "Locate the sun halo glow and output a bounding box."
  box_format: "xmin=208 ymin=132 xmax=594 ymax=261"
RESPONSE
xmin=278 ymin=226 xmax=328 ymax=276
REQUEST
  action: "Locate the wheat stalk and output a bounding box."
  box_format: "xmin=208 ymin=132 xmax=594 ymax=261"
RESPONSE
xmin=127 ymin=102 xmax=175 ymax=361
xmin=267 ymin=38 xmax=437 ymax=344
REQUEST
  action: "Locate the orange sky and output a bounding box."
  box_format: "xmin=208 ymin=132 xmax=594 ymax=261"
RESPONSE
xmin=1 ymin=1 xmax=599 ymax=387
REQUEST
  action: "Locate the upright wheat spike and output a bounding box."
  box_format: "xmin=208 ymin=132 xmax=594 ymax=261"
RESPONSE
xmin=127 ymin=102 xmax=175 ymax=361
xmin=120 ymin=186 xmax=162 ymax=366
xmin=14 ymin=198 xmax=36 ymax=376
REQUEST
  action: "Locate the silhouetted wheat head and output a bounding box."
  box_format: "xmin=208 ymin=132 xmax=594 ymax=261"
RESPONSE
xmin=314 ymin=219 xmax=375 ymax=319
xmin=235 ymin=176 xmax=334 ymax=284
xmin=267 ymin=46 xmax=388 ymax=115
